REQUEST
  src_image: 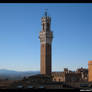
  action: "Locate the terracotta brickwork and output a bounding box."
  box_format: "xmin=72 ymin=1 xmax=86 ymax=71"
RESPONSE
xmin=39 ymin=12 xmax=53 ymax=75
xmin=40 ymin=43 xmax=51 ymax=75
xmin=40 ymin=44 xmax=45 ymax=75
xmin=88 ymin=61 xmax=92 ymax=82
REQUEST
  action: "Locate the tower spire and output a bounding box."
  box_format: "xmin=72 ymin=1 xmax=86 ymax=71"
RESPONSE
xmin=44 ymin=9 xmax=48 ymax=17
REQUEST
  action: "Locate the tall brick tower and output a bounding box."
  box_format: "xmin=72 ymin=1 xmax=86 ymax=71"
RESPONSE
xmin=39 ymin=11 xmax=53 ymax=75
xmin=88 ymin=61 xmax=92 ymax=82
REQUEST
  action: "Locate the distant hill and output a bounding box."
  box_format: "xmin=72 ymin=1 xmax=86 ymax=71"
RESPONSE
xmin=0 ymin=69 xmax=40 ymax=80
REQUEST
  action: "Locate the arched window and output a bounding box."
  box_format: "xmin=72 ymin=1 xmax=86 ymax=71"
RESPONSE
xmin=47 ymin=23 xmax=50 ymax=30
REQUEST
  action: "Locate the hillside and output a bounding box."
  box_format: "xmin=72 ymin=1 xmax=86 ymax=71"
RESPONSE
xmin=0 ymin=69 xmax=40 ymax=80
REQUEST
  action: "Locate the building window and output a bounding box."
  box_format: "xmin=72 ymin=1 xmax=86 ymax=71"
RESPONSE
xmin=43 ymin=24 xmax=44 ymax=30
xmin=47 ymin=23 xmax=50 ymax=30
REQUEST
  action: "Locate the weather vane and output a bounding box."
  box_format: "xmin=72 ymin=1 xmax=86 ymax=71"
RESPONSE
xmin=44 ymin=9 xmax=48 ymax=16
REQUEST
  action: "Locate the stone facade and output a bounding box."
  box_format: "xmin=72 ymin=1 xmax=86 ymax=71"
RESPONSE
xmin=52 ymin=72 xmax=65 ymax=82
xmin=64 ymin=72 xmax=81 ymax=82
xmin=52 ymin=72 xmax=81 ymax=83
xmin=52 ymin=68 xmax=88 ymax=83
xmin=76 ymin=67 xmax=88 ymax=82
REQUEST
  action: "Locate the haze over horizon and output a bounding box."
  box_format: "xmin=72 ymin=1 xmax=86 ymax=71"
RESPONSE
xmin=0 ymin=3 xmax=92 ymax=71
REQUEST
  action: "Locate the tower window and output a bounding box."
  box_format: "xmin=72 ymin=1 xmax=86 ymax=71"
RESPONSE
xmin=47 ymin=23 xmax=50 ymax=30
xmin=43 ymin=24 xmax=44 ymax=30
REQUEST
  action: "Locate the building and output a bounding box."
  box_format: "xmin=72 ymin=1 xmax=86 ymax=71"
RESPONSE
xmin=76 ymin=67 xmax=88 ymax=82
xmin=39 ymin=11 xmax=53 ymax=75
xmin=52 ymin=68 xmax=88 ymax=88
xmin=88 ymin=61 xmax=92 ymax=82
xmin=52 ymin=68 xmax=88 ymax=83
xmin=52 ymin=68 xmax=82 ymax=83
xmin=52 ymin=72 xmax=65 ymax=82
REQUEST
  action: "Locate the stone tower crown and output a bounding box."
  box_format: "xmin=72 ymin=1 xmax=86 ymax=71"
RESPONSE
xmin=41 ymin=11 xmax=51 ymax=32
xmin=39 ymin=11 xmax=53 ymax=45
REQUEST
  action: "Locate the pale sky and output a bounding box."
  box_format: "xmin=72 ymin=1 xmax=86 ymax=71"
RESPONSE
xmin=0 ymin=3 xmax=92 ymax=71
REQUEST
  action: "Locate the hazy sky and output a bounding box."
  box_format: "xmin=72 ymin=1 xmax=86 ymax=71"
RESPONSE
xmin=0 ymin=3 xmax=92 ymax=71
